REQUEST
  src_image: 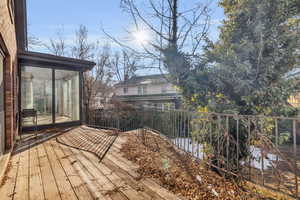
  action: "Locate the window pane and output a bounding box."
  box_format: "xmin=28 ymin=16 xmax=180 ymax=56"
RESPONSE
xmin=55 ymin=70 xmax=80 ymax=123
xmin=123 ymin=87 xmax=128 ymax=94
xmin=21 ymin=66 xmax=53 ymax=126
xmin=142 ymin=85 xmax=147 ymax=94
xmin=138 ymin=86 xmax=142 ymax=94
xmin=161 ymin=85 xmax=167 ymax=93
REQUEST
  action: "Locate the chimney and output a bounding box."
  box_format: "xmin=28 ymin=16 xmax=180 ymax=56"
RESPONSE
xmin=14 ymin=0 xmax=28 ymax=50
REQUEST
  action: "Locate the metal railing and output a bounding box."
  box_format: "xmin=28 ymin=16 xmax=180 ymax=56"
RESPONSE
xmin=88 ymin=106 xmax=300 ymax=198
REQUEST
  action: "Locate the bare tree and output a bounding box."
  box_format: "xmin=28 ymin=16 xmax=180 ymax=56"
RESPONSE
xmin=71 ymin=25 xmax=95 ymax=60
xmin=44 ymin=28 xmax=68 ymax=56
xmin=27 ymin=35 xmax=43 ymax=50
xmin=110 ymin=50 xmax=141 ymax=81
xmin=84 ymin=46 xmax=113 ymax=113
xmin=104 ymin=0 xmax=211 ymax=71
xmin=45 ymin=25 xmax=113 ymax=117
xmin=71 ymin=25 xmax=113 ymax=120
xmin=27 ymin=23 xmax=44 ymax=51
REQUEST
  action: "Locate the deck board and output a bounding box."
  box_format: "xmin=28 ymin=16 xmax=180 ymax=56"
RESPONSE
xmin=44 ymin=141 xmax=78 ymax=200
xmin=29 ymin=141 xmax=45 ymax=200
xmin=14 ymin=142 xmax=30 ymax=200
xmin=61 ymin=145 xmax=107 ymax=200
xmin=50 ymin=140 xmax=94 ymax=200
xmin=61 ymin=136 xmax=124 ymax=200
xmin=102 ymin=159 xmax=165 ymax=200
xmin=81 ymin=147 xmax=152 ymax=200
xmin=37 ymin=142 xmax=62 ymax=200
xmin=0 ymin=152 xmax=21 ymax=199
xmin=0 ymin=126 xmax=183 ymax=200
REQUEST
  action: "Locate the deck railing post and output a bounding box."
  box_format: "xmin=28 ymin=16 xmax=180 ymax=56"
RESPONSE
xmin=248 ymin=118 xmax=251 ymax=180
xmin=173 ymin=110 xmax=175 ymax=144
xmin=236 ymin=117 xmax=239 ymax=170
xmin=209 ymin=114 xmax=212 ymax=167
xmin=217 ymin=115 xmax=221 ymax=168
xmin=226 ymin=116 xmax=229 ymax=171
xmin=187 ymin=112 xmax=191 ymax=155
xmin=260 ymin=119 xmax=265 ymax=186
xmin=293 ymin=119 xmax=298 ymax=197
xmin=183 ymin=111 xmax=186 ymax=152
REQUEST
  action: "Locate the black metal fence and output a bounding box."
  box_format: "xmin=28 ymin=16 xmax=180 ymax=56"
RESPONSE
xmin=88 ymin=107 xmax=300 ymax=198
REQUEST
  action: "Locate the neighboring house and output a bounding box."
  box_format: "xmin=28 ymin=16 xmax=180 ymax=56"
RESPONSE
xmin=91 ymin=92 xmax=114 ymax=109
xmin=0 ymin=0 xmax=95 ymax=156
xmin=114 ymin=74 xmax=182 ymax=109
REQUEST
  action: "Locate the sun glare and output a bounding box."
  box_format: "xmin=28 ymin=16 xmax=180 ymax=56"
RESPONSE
xmin=133 ymin=30 xmax=149 ymax=45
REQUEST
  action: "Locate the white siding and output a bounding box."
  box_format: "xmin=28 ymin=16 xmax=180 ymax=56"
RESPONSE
xmin=115 ymin=82 xmax=178 ymax=96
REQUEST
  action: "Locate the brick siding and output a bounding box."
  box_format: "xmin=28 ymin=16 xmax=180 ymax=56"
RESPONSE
xmin=0 ymin=0 xmax=18 ymax=150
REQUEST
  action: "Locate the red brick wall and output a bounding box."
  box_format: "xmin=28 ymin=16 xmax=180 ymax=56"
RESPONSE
xmin=0 ymin=0 xmax=18 ymax=150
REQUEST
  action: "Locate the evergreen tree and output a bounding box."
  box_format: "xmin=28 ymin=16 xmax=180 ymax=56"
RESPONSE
xmin=164 ymin=0 xmax=300 ymax=116
xmin=162 ymin=0 xmax=300 ymax=173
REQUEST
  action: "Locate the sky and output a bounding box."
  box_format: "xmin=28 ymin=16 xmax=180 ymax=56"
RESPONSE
xmin=27 ymin=0 xmax=131 ymax=46
xmin=27 ymin=0 xmax=225 ymax=74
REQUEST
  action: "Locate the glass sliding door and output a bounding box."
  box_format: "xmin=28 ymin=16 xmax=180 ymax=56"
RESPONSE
xmin=55 ymin=70 xmax=80 ymax=123
xmin=20 ymin=66 xmax=81 ymax=127
xmin=21 ymin=66 xmax=53 ymax=126
xmin=0 ymin=51 xmax=5 ymax=155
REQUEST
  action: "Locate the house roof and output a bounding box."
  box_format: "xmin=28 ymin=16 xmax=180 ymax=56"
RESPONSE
xmin=115 ymin=74 xmax=170 ymax=86
xmin=18 ymin=50 xmax=96 ymax=71
xmin=114 ymin=93 xmax=181 ymax=102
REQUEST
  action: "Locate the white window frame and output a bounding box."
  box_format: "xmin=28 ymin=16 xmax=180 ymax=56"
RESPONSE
xmin=161 ymin=85 xmax=167 ymax=93
xmin=138 ymin=86 xmax=142 ymax=95
xmin=142 ymin=85 xmax=147 ymax=94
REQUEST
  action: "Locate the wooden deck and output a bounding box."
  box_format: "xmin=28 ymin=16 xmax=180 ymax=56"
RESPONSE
xmin=0 ymin=126 xmax=182 ymax=200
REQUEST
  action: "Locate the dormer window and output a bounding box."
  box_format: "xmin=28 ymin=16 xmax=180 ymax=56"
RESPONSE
xmin=138 ymin=85 xmax=147 ymax=95
xmin=138 ymin=86 xmax=142 ymax=94
xmin=161 ymin=85 xmax=167 ymax=93
xmin=142 ymin=85 xmax=147 ymax=94
xmin=123 ymin=87 xmax=128 ymax=94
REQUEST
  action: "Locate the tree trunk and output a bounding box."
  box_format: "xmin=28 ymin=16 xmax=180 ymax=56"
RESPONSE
xmin=85 ymin=99 xmax=90 ymax=123
xmin=171 ymin=0 xmax=178 ymax=48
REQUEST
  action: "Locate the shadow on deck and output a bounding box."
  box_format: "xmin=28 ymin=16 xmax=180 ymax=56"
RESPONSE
xmin=0 ymin=126 xmax=182 ymax=200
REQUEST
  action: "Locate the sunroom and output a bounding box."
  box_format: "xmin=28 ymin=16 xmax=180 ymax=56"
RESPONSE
xmin=18 ymin=51 xmax=95 ymax=131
